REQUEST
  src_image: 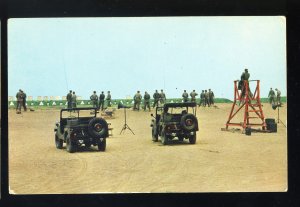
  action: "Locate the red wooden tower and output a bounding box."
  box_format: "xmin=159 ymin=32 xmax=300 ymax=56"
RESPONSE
xmin=226 ymin=80 xmax=266 ymax=130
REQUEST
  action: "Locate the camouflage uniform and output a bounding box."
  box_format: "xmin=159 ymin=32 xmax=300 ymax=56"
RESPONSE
xmin=160 ymin=90 xmax=166 ymax=104
xmin=16 ymin=89 xmax=24 ymax=113
xmin=204 ymin=90 xmax=209 ymax=107
xmin=106 ymin=91 xmax=111 ymax=107
xmin=275 ymin=88 xmax=281 ymax=105
xmin=208 ymin=89 xmax=214 ymax=106
xmin=71 ymin=92 xmax=77 ymax=108
xmin=199 ymin=90 xmax=205 ymax=106
xmin=268 ymin=88 xmax=276 ymax=105
xmin=143 ymin=92 xmax=151 ymax=111
xmin=99 ymin=92 xmax=105 ymax=111
xmin=182 ymin=90 xmax=189 ymax=102
xmin=190 ymin=90 xmax=198 ymax=103
xmin=133 ymin=91 xmax=142 ymax=111
xmin=153 ymin=90 xmax=160 ymax=108
xmin=66 ymin=90 xmax=72 ymax=109
xmin=22 ymin=91 xmax=27 ymax=111
xmin=90 ymin=91 xmax=98 ymax=108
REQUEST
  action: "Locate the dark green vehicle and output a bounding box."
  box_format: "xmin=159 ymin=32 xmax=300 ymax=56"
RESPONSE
xmin=54 ymin=107 xmax=109 ymax=153
xmin=150 ymin=102 xmax=199 ymax=145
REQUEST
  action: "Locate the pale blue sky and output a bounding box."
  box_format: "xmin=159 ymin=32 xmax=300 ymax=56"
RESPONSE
xmin=8 ymin=17 xmax=286 ymax=100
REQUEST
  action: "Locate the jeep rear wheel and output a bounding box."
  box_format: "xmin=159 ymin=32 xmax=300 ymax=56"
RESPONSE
xmin=189 ymin=133 xmax=196 ymax=144
xmin=55 ymin=134 xmax=63 ymax=149
xmin=66 ymin=135 xmax=76 ymax=153
xmin=160 ymin=129 xmax=168 ymax=145
xmin=98 ymin=139 xmax=106 ymax=151
xmin=152 ymin=126 xmax=158 ymax=142
xmin=88 ymin=118 xmax=108 ymax=138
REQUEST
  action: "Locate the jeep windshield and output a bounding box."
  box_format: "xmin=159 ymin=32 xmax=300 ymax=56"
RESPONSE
xmin=61 ymin=108 xmax=97 ymax=119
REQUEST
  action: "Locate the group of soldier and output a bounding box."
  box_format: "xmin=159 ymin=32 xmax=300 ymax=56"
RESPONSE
xmin=268 ymin=88 xmax=281 ymax=106
xmin=89 ymin=91 xmax=112 ymax=111
xmin=66 ymin=90 xmax=78 ymax=109
xmin=133 ymin=89 xmax=166 ymax=111
xmin=182 ymin=89 xmax=215 ymax=107
xmin=15 ymin=89 xmax=27 ymax=113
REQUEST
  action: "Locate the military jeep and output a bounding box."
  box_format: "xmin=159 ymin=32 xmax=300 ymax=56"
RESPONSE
xmin=54 ymin=107 xmax=109 ymax=153
xmin=150 ymin=102 xmax=199 ymax=145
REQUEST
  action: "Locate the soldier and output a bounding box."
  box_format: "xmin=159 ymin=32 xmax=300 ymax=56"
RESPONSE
xmin=275 ymin=88 xmax=281 ymax=106
xmin=133 ymin=91 xmax=142 ymax=111
xmin=16 ymin=89 xmax=23 ymax=114
xmin=208 ymin=89 xmax=215 ymax=106
xmin=204 ymin=90 xmax=209 ymax=107
xmin=106 ymin=91 xmax=111 ymax=107
xmin=71 ymin=91 xmax=77 ymax=108
xmin=153 ymin=90 xmax=160 ymax=108
xmin=190 ymin=90 xmax=198 ymax=103
xmin=99 ymin=91 xmax=105 ymax=111
xmin=240 ymin=68 xmax=250 ymax=98
xmin=90 ymin=91 xmax=98 ymax=109
xmin=143 ymin=91 xmax=151 ymax=111
xmin=21 ymin=90 xmax=27 ymax=111
xmin=182 ymin=90 xmax=189 ymax=102
xmin=160 ymin=89 xmax=166 ymax=104
xmin=268 ymin=88 xmax=276 ymax=105
xmin=66 ymin=90 xmax=72 ymax=109
xmin=199 ymin=90 xmax=205 ymax=106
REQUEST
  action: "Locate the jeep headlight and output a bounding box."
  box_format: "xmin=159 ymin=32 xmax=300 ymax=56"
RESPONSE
xmin=190 ymin=132 xmax=194 ymax=135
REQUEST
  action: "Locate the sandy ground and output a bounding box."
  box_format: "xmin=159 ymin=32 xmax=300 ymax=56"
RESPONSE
xmin=8 ymin=103 xmax=287 ymax=194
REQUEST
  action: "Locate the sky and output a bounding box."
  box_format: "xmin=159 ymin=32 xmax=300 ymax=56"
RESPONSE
xmin=8 ymin=17 xmax=286 ymax=100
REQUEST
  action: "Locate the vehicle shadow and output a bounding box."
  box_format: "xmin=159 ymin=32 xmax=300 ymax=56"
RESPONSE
xmin=157 ymin=139 xmax=191 ymax=146
xmin=61 ymin=146 xmax=101 ymax=153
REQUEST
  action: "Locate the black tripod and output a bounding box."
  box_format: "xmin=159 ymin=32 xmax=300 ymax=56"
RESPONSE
xmin=276 ymin=104 xmax=286 ymax=128
xmin=119 ymin=107 xmax=135 ymax=135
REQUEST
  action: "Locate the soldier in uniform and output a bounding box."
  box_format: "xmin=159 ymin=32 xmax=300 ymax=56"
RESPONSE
xmin=208 ymin=89 xmax=215 ymax=106
xmin=71 ymin=91 xmax=77 ymax=109
xmin=204 ymin=90 xmax=209 ymax=107
xmin=182 ymin=90 xmax=189 ymax=102
xmin=66 ymin=90 xmax=72 ymax=109
xmin=240 ymin=68 xmax=250 ymax=98
xmin=160 ymin=89 xmax=166 ymax=104
xmin=275 ymin=88 xmax=281 ymax=106
xmin=99 ymin=91 xmax=105 ymax=111
xmin=153 ymin=90 xmax=160 ymax=108
xmin=16 ymin=89 xmax=23 ymax=113
xmin=21 ymin=90 xmax=27 ymax=111
xmin=90 ymin=91 xmax=98 ymax=109
xmin=143 ymin=91 xmax=151 ymax=111
xmin=106 ymin=91 xmax=112 ymax=107
xmin=133 ymin=91 xmax=142 ymax=111
xmin=199 ymin=90 xmax=205 ymax=106
xmin=190 ymin=90 xmax=198 ymax=103
xmin=268 ymin=88 xmax=276 ymax=105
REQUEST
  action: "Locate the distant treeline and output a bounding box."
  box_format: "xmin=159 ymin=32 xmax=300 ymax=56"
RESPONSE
xmin=8 ymin=97 xmax=286 ymax=109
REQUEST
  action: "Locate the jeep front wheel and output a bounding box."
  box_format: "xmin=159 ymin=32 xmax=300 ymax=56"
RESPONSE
xmin=55 ymin=134 xmax=63 ymax=149
xmin=152 ymin=126 xmax=158 ymax=142
xmin=98 ymin=139 xmax=106 ymax=151
xmin=66 ymin=135 xmax=76 ymax=153
xmin=189 ymin=133 xmax=196 ymax=144
xmin=160 ymin=129 xmax=168 ymax=145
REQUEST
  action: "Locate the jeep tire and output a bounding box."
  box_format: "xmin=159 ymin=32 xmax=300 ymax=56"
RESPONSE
xmin=88 ymin=117 xmax=108 ymax=138
xmin=66 ymin=135 xmax=76 ymax=153
xmin=152 ymin=126 xmax=158 ymax=142
xmin=55 ymin=134 xmax=63 ymax=149
xmin=181 ymin=114 xmax=197 ymax=131
xmin=98 ymin=139 xmax=106 ymax=151
xmin=189 ymin=133 xmax=196 ymax=144
xmin=160 ymin=129 xmax=168 ymax=145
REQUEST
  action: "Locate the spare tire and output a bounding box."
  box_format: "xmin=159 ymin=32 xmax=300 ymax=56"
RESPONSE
xmin=180 ymin=114 xmax=198 ymax=131
xmin=88 ymin=117 xmax=108 ymax=138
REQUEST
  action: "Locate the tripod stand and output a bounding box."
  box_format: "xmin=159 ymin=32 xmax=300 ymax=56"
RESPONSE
xmin=276 ymin=103 xmax=287 ymax=128
xmin=119 ymin=107 xmax=135 ymax=135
